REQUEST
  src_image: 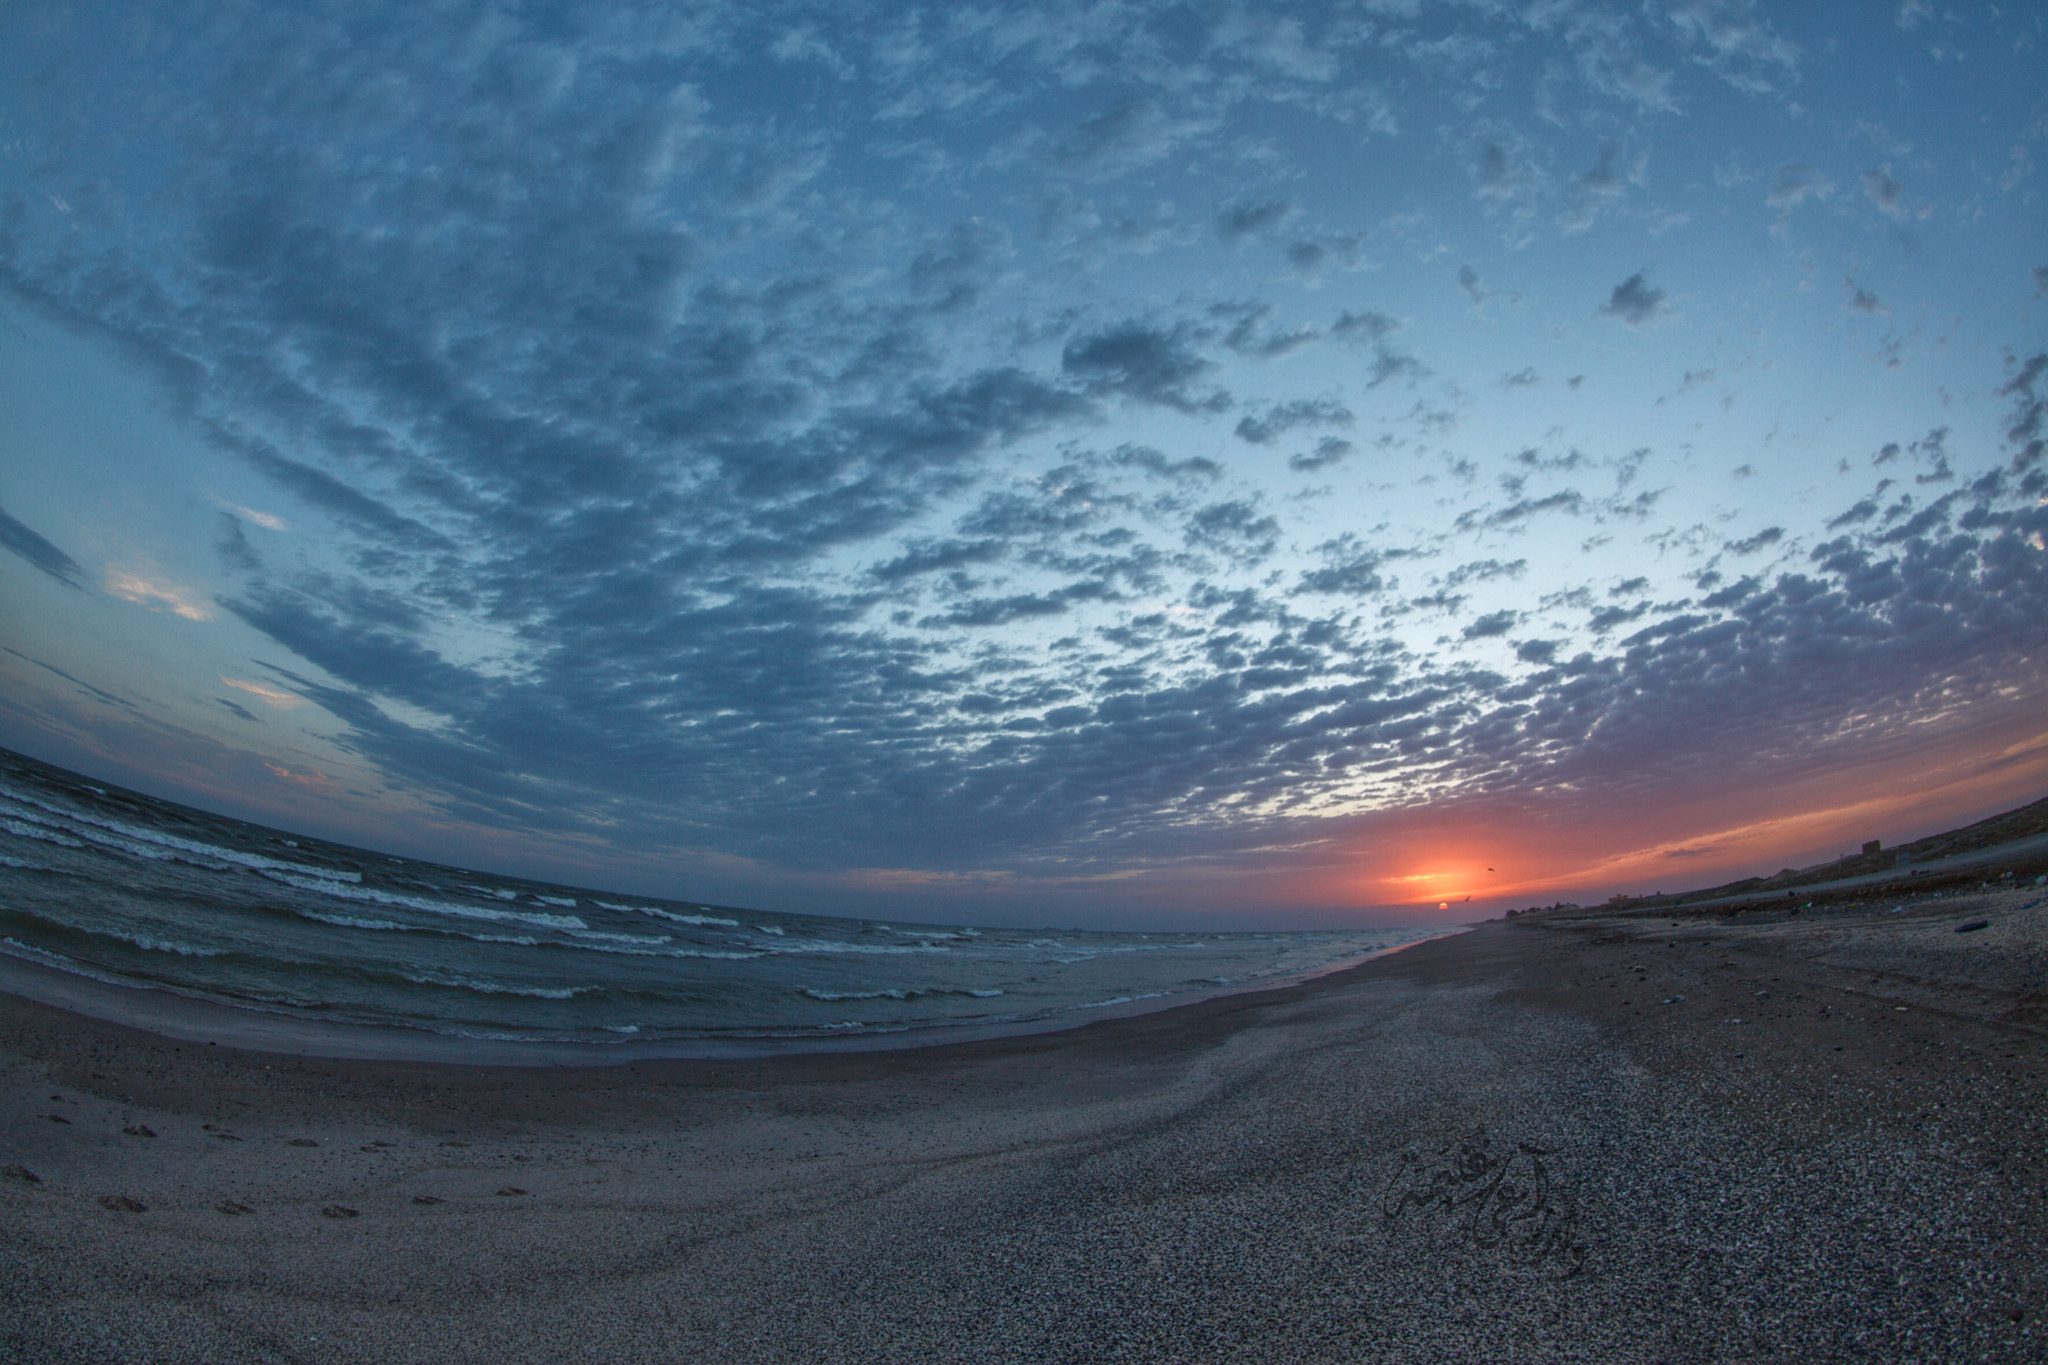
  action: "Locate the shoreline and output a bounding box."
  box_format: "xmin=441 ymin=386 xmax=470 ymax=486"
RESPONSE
xmin=4 ymin=887 xmax=2040 ymax=1362
xmin=0 ymin=929 xmax=1467 ymax=1067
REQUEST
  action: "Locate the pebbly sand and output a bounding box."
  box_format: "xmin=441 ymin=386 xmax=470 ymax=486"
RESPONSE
xmin=3 ymin=883 xmax=2044 ymax=1363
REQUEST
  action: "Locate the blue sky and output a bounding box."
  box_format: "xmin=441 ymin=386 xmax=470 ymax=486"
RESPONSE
xmin=2 ymin=0 xmax=2044 ymax=927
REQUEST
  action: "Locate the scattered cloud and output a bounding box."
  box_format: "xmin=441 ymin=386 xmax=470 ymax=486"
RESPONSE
xmin=1862 ymin=166 xmax=1909 ymax=219
xmin=106 ymin=570 xmax=211 ymax=621
xmin=1597 ymin=272 xmax=1671 ymax=327
xmin=1217 ymin=200 xmax=1295 ymax=243
xmin=1844 ymin=278 xmax=1886 ymax=314
xmin=1235 ymin=398 xmax=1353 ymax=445
xmin=0 ymin=503 xmax=86 ymax=589
xmin=1767 ymin=163 xmax=1833 ymax=210
xmin=221 ymin=677 xmax=308 ymax=709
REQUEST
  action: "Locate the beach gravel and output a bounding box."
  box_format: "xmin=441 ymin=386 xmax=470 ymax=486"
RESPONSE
xmin=2 ymin=886 xmax=2043 ymax=1362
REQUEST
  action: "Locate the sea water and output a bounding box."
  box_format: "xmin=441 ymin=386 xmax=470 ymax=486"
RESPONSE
xmin=0 ymin=748 xmax=1432 ymax=1051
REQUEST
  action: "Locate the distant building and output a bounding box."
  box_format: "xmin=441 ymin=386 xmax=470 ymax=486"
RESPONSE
xmin=1862 ymin=839 xmax=1882 ymax=855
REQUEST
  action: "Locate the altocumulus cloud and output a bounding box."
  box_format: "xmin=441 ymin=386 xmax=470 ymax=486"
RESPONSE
xmin=0 ymin=0 xmax=2042 ymax=913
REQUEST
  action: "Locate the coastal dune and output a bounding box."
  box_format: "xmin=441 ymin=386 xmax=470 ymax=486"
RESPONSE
xmin=3 ymin=883 xmax=2043 ymax=1363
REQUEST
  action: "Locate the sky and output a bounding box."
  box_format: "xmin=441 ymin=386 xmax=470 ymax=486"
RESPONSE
xmin=1 ymin=0 xmax=2044 ymax=930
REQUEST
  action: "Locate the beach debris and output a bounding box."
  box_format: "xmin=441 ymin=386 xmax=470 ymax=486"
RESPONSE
xmin=496 ymin=1186 xmax=528 ymax=1196
xmin=217 ymin=1200 xmax=253 ymax=1215
xmin=1955 ymin=920 xmax=1990 ymax=933
xmin=124 ymin=1124 xmax=155 ymax=1138
xmin=1894 ymin=1006 xmax=1909 ymax=1011
xmin=46 ymin=1114 xmax=69 ymax=1124
xmin=210 ymin=1131 xmax=243 ymax=1141
xmin=289 ymin=1137 xmax=319 ymax=1147
xmin=1662 ymin=994 xmax=1685 ymax=1005
xmin=320 ymin=1205 xmax=359 ymax=1219
xmin=98 ymin=1194 xmax=147 ymax=1213
xmin=412 ymin=1195 xmax=442 ymax=1205
xmin=3 ymin=1165 xmax=40 ymax=1184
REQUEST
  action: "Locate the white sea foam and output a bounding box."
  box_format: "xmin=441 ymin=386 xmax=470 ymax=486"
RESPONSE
xmin=405 ymin=972 xmax=593 ymax=1000
xmin=261 ymin=872 xmax=588 ymax=930
xmin=297 ymin=911 xmax=412 ymax=932
xmin=120 ymin=932 xmax=226 ymax=957
xmin=618 ymin=904 xmax=739 ymax=927
xmin=537 ymin=895 xmax=578 ymax=907
xmin=555 ymin=940 xmax=762 ymax=960
xmin=2 ymin=815 xmax=87 ymax=849
xmin=762 ymin=938 xmax=951 ymax=956
xmin=804 ymin=987 xmax=915 ymax=1001
xmin=463 ymin=885 xmax=522 ymax=901
xmin=802 ymin=984 xmax=1005 ymax=1002
xmin=1 ymin=935 xmax=82 ymax=971
xmin=565 ymin=930 xmax=672 ymax=946
xmin=0 ymin=785 xmax=360 ymax=882
xmin=755 ymin=924 xmax=785 ymax=936
xmin=1072 ymin=991 xmax=1169 ymax=1010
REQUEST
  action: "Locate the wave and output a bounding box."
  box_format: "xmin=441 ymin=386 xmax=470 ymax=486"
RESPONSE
xmin=279 ymin=905 xmax=752 ymax=959
xmin=761 ymin=938 xmax=953 ymax=956
xmin=596 ymin=901 xmax=741 ymax=927
xmin=564 ymin=929 xmax=672 ymax=946
xmin=2 ymin=815 xmax=87 ymax=849
xmin=403 ymin=972 xmax=597 ymax=1000
xmin=121 ymin=933 xmax=227 ymax=958
xmin=542 ymin=939 xmax=763 ymax=961
xmin=295 ymin=911 xmax=413 ymax=932
xmin=258 ymin=871 xmax=588 ymax=930
xmin=0 ymin=784 xmax=361 ymax=882
xmin=802 ymin=985 xmax=1005 ymax=1002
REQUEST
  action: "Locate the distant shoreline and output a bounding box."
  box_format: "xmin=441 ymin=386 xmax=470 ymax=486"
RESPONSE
xmin=0 ymin=929 xmax=1466 ymax=1067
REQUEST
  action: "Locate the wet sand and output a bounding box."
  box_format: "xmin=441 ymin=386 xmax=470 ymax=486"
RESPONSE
xmin=3 ymin=883 xmax=2044 ymax=1363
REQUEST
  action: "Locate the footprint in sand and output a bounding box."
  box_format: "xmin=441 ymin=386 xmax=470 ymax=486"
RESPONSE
xmin=124 ymin=1124 xmax=155 ymax=1138
xmin=412 ymin=1195 xmax=443 ymax=1205
xmin=217 ymin=1200 xmax=253 ymax=1215
xmin=496 ymin=1187 xmax=527 ymax=1196
xmin=321 ymin=1205 xmax=359 ymax=1218
xmin=98 ymin=1194 xmax=148 ymax=1213
xmin=288 ymin=1138 xmax=319 ymax=1147
xmin=4 ymin=1164 xmax=40 ymax=1184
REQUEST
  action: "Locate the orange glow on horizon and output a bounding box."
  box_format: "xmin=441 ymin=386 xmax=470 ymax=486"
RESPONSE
xmin=1315 ymin=715 xmax=2048 ymax=914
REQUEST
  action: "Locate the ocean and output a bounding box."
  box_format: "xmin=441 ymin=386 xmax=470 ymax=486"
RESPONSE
xmin=0 ymin=747 xmax=1435 ymax=1055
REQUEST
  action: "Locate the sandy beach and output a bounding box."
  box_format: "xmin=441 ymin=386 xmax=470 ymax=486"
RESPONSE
xmin=4 ymin=882 xmax=2044 ymax=1364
